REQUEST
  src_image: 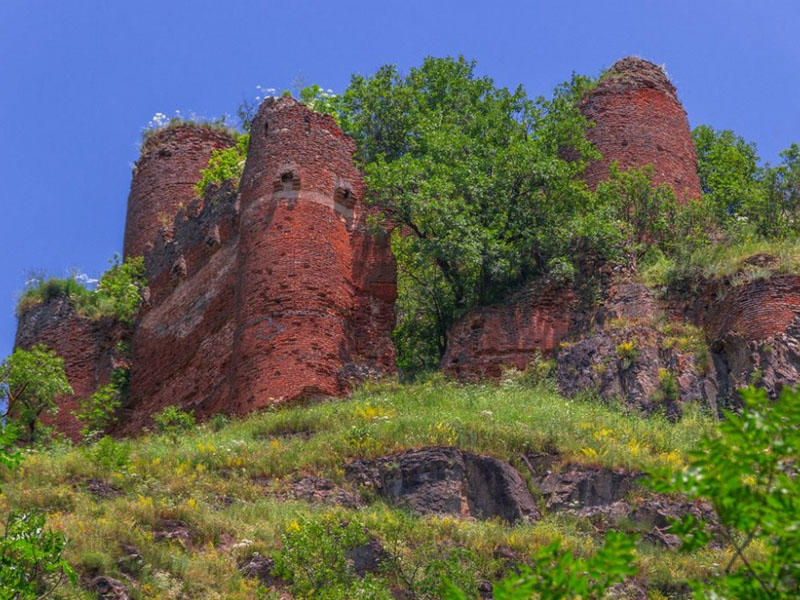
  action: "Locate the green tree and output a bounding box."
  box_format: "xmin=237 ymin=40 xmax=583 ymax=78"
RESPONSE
xmin=329 ymin=56 xmax=605 ymax=373
xmin=693 ymin=125 xmax=763 ymax=223
xmin=759 ymin=142 xmax=800 ymax=238
xmin=651 ymin=386 xmax=800 ymax=599
xmin=0 ymin=403 xmax=75 ymax=600
xmin=0 ymin=345 xmax=72 ymax=443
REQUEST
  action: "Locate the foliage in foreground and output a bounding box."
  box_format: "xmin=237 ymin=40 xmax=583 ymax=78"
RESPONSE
xmin=652 ymin=386 xmax=800 ymax=599
xmin=0 ymin=425 xmax=75 ymax=600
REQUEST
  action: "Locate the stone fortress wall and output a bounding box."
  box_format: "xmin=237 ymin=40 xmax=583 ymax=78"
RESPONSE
xmin=15 ymin=57 xmax=800 ymax=437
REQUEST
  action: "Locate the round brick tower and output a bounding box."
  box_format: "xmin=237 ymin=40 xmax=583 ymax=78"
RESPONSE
xmin=580 ymin=57 xmax=701 ymax=203
xmin=232 ymin=97 xmax=364 ymax=410
xmin=123 ymin=124 xmax=236 ymax=259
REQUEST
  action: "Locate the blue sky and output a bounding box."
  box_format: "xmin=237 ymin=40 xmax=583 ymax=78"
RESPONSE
xmin=1 ymin=1 xmax=799 ymax=357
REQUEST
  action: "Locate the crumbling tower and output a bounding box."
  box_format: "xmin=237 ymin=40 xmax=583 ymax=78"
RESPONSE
xmin=579 ymin=57 xmax=701 ymax=202
xmin=232 ymin=97 xmax=395 ymax=411
xmin=123 ymin=124 xmax=236 ymax=259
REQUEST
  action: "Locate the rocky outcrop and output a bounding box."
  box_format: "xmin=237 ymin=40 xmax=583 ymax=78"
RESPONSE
xmin=527 ymin=461 xmax=719 ymax=548
xmin=556 ymin=282 xmax=719 ymax=417
xmin=89 ymin=576 xmax=130 ymax=600
xmin=580 ymin=57 xmax=701 ymax=203
xmin=532 ymin=463 xmax=640 ymax=511
xmin=345 ymin=447 xmax=540 ymax=522
xmin=687 ymin=273 xmax=800 ymax=404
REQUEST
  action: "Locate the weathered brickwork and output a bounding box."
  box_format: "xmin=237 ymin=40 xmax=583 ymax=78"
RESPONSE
xmin=19 ymin=56 xmax=800 ymax=433
xmin=580 ymin=57 xmax=701 ymax=203
xmin=121 ymin=184 xmax=241 ymax=432
xmin=232 ymin=98 xmax=396 ymax=411
xmin=16 ymin=99 xmax=396 ymax=436
xmin=123 ymin=125 xmax=236 ymax=259
xmin=441 ymin=284 xmax=577 ymax=380
xmin=14 ymin=299 xmax=122 ymax=440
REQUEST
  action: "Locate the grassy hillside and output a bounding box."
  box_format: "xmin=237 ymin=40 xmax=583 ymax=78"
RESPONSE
xmin=0 ymin=378 xmax=743 ymax=600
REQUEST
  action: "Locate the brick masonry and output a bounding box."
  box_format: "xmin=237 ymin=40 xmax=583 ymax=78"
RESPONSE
xmin=14 ymin=298 xmax=123 ymax=441
xmin=580 ymin=57 xmax=701 ymax=203
xmin=123 ymin=125 xmax=236 ymax=259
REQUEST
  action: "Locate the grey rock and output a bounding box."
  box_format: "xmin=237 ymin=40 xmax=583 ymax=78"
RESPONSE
xmin=345 ymin=447 xmax=539 ymax=523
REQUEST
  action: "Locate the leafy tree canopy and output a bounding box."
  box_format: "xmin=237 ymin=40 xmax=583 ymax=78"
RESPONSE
xmin=0 ymin=344 xmax=72 ymax=443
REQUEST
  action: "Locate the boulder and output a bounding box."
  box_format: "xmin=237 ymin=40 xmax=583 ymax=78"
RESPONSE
xmin=346 ymin=447 xmax=539 ymax=522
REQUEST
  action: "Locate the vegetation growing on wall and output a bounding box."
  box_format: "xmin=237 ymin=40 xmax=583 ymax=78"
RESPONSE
xmin=194 ymin=132 xmax=250 ymax=198
xmin=17 ymin=255 xmax=146 ymax=324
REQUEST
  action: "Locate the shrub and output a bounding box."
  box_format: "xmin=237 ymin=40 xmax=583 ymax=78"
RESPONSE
xmin=16 ymin=255 xmax=146 ymax=324
xmin=84 ymin=435 xmax=131 ymax=472
xmin=445 ymin=532 xmax=636 ymax=600
xmin=15 ymin=274 xmax=93 ymax=316
xmin=195 ymin=132 xmax=250 ymax=197
xmin=95 ymin=254 xmax=146 ymax=324
xmin=615 ymin=340 xmax=638 ymax=369
xmin=73 ymin=379 xmax=123 ymax=442
xmin=153 ymin=405 xmax=196 ymax=441
xmin=0 ymin=344 xmax=72 ymax=443
xmin=650 ymin=386 xmax=800 ymax=599
xmin=271 ymin=517 xmax=393 ymax=599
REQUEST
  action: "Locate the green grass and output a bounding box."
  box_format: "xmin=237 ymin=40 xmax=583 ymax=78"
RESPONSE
xmin=0 ymin=379 xmax=725 ymax=599
xmin=642 ymin=237 xmax=800 ymax=290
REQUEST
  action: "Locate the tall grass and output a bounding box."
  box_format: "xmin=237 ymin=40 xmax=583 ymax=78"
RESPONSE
xmin=0 ymin=379 xmax=724 ymax=598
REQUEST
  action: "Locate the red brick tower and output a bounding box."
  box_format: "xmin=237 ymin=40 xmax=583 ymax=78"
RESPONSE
xmin=580 ymin=57 xmax=701 ymax=202
xmin=232 ymin=97 xmax=393 ymax=410
xmin=123 ymin=124 xmax=235 ymax=259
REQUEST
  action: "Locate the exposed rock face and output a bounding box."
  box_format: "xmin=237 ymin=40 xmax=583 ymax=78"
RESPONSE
xmin=688 ymin=273 xmax=800 ymax=405
xmin=345 ymin=447 xmax=540 ymax=522
xmin=555 ymin=282 xmax=718 ymax=417
xmin=14 ymin=298 xmax=123 ymax=440
xmin=533 ymin=463 xmax=640 ymax=511
xmin=580 ymin=57 xmax=701 ymax=203
xmin=441 ymin=283 xmax=577 ymax=380
xmin=90 ymin=576 xmax=129 ymax=600
xmin=123 ymin=124 xmax=236 ymax=259
xmin=527 ymin=461 xmax=719 ymax=548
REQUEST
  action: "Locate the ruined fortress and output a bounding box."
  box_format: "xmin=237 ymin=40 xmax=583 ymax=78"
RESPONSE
xmin=15 ymin=57 xmax=800 ymax=438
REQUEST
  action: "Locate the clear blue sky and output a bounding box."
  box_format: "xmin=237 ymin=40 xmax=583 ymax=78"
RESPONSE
xmin=1 ymin=1 xmax=798 ymax=358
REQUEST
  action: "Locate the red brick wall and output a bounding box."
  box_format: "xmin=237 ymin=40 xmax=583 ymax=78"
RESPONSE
xmin=14 ymin=299 xmax=120 ymax=441
xmin=441 ymin=284 xmax=576 ymax=380
xmin=18 ymin=101 xmax=397 ymax=435
xmin=580 ymin=57 xmax=701 ymax=203
xmin=123 ymin=125 xmax=235 ymax=259
xmin=692 ymin=275 xmax=800 ymax=342
xmin=121 ymin=185 xmax=240 ymax=432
